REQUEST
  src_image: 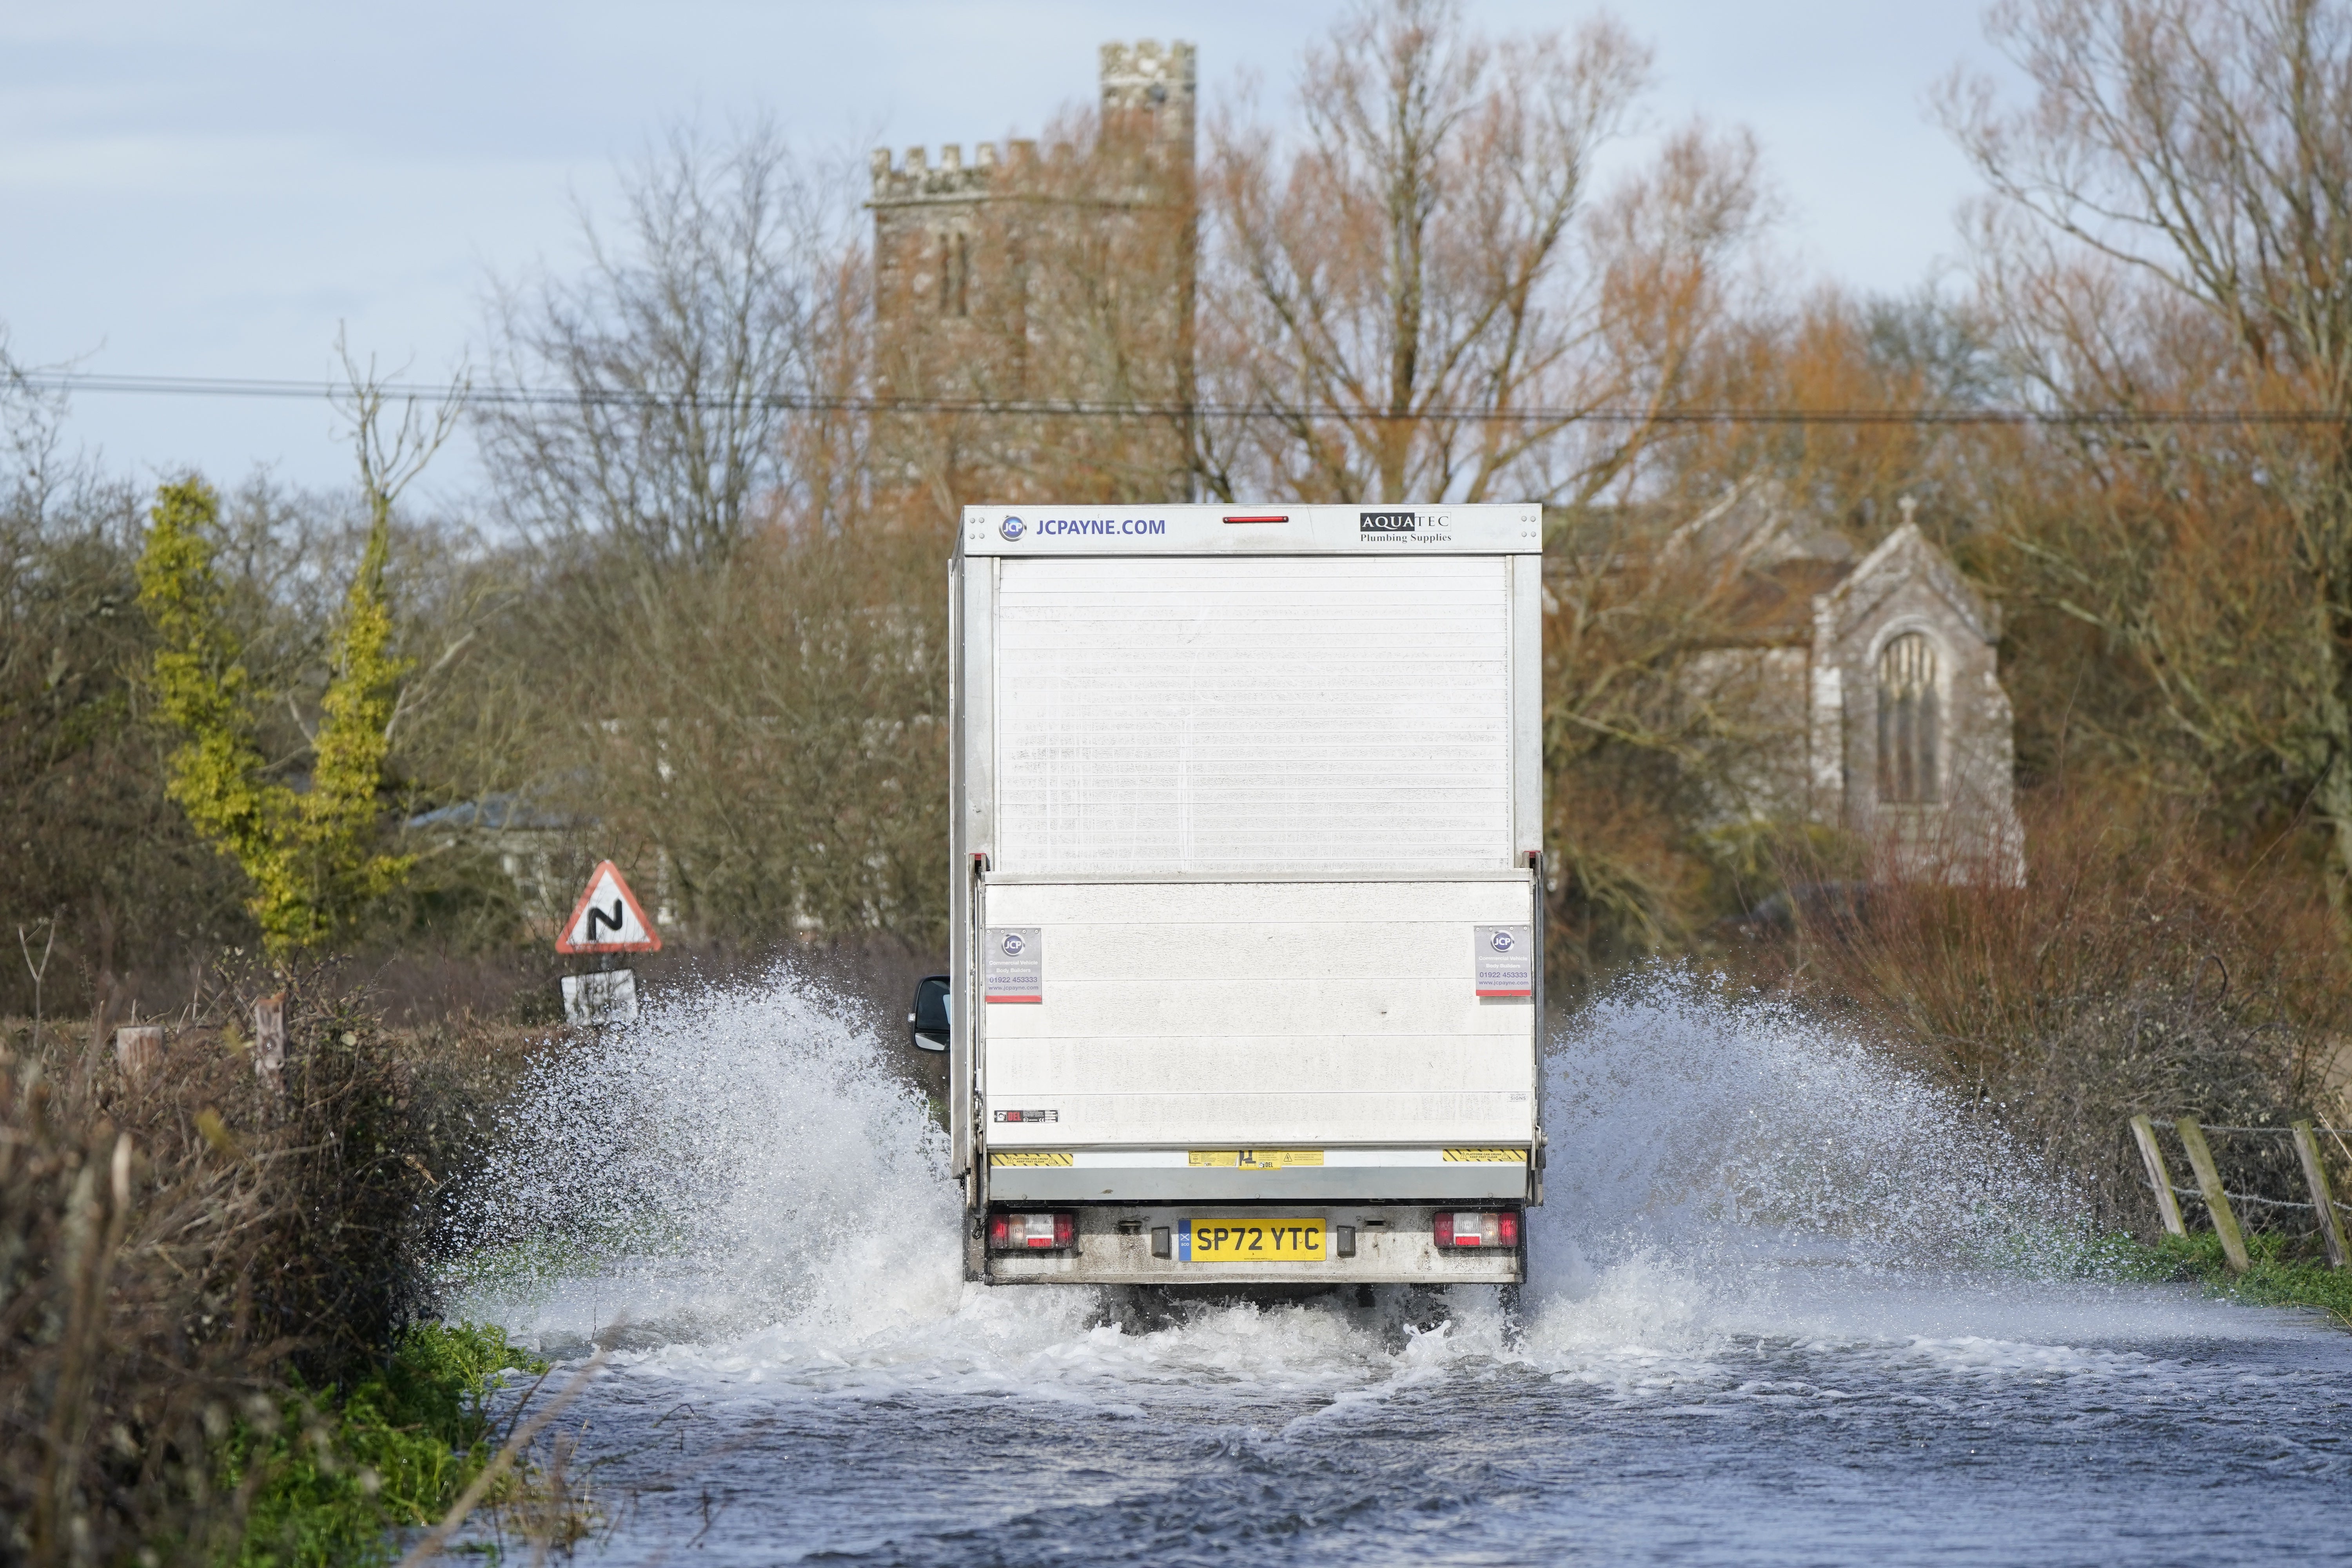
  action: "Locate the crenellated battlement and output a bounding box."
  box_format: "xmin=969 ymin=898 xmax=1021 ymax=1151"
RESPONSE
xmin=869 ymin=142 xmax=996 ymax=204
xmin=1102 ymin=39 xmax=1196 ymax=149
xmin=872 ymin=39 xmax=1195 ymax=203
xmin=867 ymin=139 xmax=1056 ymax=203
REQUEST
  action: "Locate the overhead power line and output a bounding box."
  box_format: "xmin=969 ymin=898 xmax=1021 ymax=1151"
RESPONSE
xmin=15 ymin=370 xmax=2352 ymax=427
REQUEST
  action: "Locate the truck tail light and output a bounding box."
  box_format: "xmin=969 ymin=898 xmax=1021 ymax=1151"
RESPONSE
xmin=987 ymin=1211 xmax=1076 ymax=1251
xmin=1434 ymin=1211 xmax=1520 ymax=1249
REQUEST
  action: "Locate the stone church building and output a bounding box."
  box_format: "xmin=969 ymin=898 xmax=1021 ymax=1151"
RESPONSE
xmin=1662 ymin=483 xmax=2024 ymax=882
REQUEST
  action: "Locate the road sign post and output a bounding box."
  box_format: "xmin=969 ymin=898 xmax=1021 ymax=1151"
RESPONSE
xmin=557 ymin=861 xmax=661 ymax=1024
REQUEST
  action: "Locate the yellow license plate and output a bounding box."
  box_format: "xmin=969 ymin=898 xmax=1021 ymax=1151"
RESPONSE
xmin=1180 ymin=1218 xmax=1326 ymax=1262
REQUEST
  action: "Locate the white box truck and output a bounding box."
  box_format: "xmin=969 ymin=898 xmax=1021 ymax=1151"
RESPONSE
xmin=909 ymin=502 xmax=1546 ymax=1287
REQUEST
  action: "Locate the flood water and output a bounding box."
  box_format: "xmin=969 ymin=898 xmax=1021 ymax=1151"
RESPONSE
xmin=446 ymin=978 xmax=2352 ymax=1566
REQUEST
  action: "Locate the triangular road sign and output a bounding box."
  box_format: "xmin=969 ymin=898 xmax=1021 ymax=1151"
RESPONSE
xmin=557 ymin=860 xmax=662 ymax=953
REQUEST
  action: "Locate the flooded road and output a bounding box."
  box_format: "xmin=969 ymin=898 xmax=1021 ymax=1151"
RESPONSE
xmin=449 ymin=980 xmax=2352 ymax=1565
xmin=503 ymin=1279 xmax=2350 ymax=1566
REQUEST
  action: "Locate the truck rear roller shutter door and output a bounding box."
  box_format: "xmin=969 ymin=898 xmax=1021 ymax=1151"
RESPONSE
xmin=993 ymin=555 xmax=1514 ymax=876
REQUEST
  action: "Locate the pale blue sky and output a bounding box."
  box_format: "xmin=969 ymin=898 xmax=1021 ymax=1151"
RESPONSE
xmin=0 ymin=1 xmax=2013 ymax=498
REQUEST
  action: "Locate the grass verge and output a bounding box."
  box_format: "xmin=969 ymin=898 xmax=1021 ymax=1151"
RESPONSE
xmin=2112 ymin=1231 xmax=2352 ymax=1328
xmin=224 ymin=1321 xmax=547 ymax=1566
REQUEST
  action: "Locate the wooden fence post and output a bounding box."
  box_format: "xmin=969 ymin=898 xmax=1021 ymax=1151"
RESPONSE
xmin=2175 ymin=1117 xmax=2250 ymax=1273
xmin=252 ymin=992 xmax=287 ymax=1093
xmin=2130 ymin=1114 xmax=2187 ymax=1237
xmin=113 ymin=1024 xmax=162 ymax=1080
xmin=2290 ymin=1120 xmax=2347 ymax=1271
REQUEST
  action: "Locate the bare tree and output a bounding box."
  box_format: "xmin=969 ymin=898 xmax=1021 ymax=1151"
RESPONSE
xmin=1943 ymin=0 xmax=2352 ymax=892
xmin=462 ymin=122 xmax=941 ymax=947
xmin=478 ymin=120 xmax=867 ymax=564
xmin=0 ymin=327 xmax=88 ymax=534
xmin=1197 ymin=0 xmax=1767 ymax=505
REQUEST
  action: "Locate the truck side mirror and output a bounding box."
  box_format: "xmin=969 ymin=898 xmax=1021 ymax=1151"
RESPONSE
xmin=909 ymin=974 xmax=951 ymax=1052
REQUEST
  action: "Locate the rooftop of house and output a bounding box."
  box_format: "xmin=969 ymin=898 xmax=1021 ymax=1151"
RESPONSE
xmin=405 ymin=794 xmax=574 ymax=833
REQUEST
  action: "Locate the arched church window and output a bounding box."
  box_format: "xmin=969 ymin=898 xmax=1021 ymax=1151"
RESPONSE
xmin=1877 ymin=632 xmax=1940 ymax=804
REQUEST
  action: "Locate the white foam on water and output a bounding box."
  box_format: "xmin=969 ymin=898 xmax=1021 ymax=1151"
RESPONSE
xmin=447 ymin=966 xmax=2328 ymax=1419
xmin=448 ymin=969 xmax=964 ymax=1345
xmin=1532 ymin=976 xmax=2078 ymax=1274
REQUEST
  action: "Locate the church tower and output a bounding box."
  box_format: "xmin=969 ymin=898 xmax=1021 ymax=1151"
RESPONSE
xmin=868 ymin=42 xmax=1198 ymax=524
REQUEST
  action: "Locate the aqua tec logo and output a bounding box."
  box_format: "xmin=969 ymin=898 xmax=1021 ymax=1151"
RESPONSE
xmin=1360 ymin=510 xmax=1417 ymax=534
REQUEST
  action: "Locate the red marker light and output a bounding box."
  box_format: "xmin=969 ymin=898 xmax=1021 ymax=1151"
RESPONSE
xmin=987 ymin=1211 xmax=1077 ymax=1251
xmin=1435 ymin=1212 xmax=1521 ymax=1249
xmin=1222 ymin=514 xmax=1289 ymax=524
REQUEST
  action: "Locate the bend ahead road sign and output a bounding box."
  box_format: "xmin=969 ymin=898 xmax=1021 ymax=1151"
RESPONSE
xmin=557 ymin=860 xmax=662 ymax=953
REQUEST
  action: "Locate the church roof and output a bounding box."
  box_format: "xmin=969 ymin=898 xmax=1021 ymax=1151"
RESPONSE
xmin=1717 ymin=559 xmax=1853 ymax=645
xmin=1539 ymin=479 xmax=2001 ymax=651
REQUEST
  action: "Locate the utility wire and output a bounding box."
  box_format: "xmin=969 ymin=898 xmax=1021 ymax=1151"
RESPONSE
xmin=16 ymin=371 xmax=2352 ymax=427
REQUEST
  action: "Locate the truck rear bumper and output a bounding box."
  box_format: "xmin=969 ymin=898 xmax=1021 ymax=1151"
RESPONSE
xmin=974 ymin=1204 xmax=1524 ymax=1286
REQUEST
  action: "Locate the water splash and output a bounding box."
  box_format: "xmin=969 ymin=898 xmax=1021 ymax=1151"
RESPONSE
xmin=448 ymin=970 xmax=962 ymax=1345
xmin=447 ymin=965 xmax=2287 ymax=1406
xmin=1530 ymin=972 xmax=2088 ymax=1294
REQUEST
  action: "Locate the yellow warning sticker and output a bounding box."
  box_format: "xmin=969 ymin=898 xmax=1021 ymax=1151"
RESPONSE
xmin=1443 ymin=1148 xmax=1529 ymax=1163
xmin=1189 ymin=1150 xmax=1324 ymax=1169
xmin=990 ymin=1152 xmax=1074 ymax=1167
